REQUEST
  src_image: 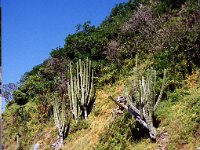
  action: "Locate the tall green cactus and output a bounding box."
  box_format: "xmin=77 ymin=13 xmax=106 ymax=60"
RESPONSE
xmin=109 ymin=55 xmax=166 ymax=140
xmin=125 ymin=56 xmax=167 ymax=140
xmin=68 ymin=62 xmax=80 ymax=123
xmin=68 ymin=58 xmax=95 ymax=121
xmin=53 ymin=94 xmax=70 ymax=149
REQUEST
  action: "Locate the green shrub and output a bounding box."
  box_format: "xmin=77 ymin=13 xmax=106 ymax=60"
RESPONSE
xmin=71 ymin=120 xmax=90 ymax=133
xmin=96 ymin=112 xmax=150 ymax=149
xmin=96 ymin=113 xmax=130 ymax=150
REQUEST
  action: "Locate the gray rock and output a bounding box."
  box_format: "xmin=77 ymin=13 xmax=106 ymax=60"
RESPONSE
xmin=33 ymin=143 xmax=39 ymax=150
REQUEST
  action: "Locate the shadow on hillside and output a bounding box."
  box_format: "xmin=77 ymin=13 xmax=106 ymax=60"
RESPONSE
xmin=130 ymin=122 xmax=149 ymax=141
xmin=153 ymin=115 xmax=161 ymax=128
xmin=129 ymin=116 xmax=161 ymax=141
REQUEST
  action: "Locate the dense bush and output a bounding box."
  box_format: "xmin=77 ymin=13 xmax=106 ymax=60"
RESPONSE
xmin=96 ymin=112 xmax=150 ymax=149
xmin=160 ymin=0 xmax=186 ymax=9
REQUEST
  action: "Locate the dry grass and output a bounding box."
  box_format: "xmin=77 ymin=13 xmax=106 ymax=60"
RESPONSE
xmin=30 ymin=83 xmax=124 ymax=150
xmin=184 ymin=70 xmax=200 ymax=89
xmin=34 ymin=82 xmax=200 ymax=150
xmin=62 ymin=84 xmax=124 ymax=150
xmin=34 ymin=122 xmax=57 ymax=150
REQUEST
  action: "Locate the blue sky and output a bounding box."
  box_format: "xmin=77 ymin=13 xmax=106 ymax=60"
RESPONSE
xmin=2 ymin=0 xmax=129 ymax=85
xmin=2 ymin=0 xmax=129 ymax=108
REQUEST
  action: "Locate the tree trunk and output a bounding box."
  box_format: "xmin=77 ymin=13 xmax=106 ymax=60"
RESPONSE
xmin=51 ymin=130 xmax=64 ymax=150
xmin=109 ymin=96 xmax=157 ymax=140
xmin=83 ymin=107 xmax=88 ymax=120
xmin=58 ymin=129 xmax=64 ymax=148
xmin=58 ymin=135 xmax=64 ymax=148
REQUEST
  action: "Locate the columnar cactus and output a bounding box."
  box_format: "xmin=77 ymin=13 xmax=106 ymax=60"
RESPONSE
xmin=126 ymin=56 xmax=166 ymax=139
xmin=53 ymin=94 xmax=70 ymax=149
xmin=68 ymin=58 xmax=95 ymax=121
xmin=109 ymin=56 xmax=166 ymax=140
xmin=67 ymin=62 xmax=80 ymax=123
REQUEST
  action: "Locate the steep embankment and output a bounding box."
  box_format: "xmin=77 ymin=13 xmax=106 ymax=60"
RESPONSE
xmin=35 ymin=83 xmax=124 ymax=149
xmin=2 ymin=0 xmax=200 ymax=149
xmin=32 ymin=70 xmax=199 ymax=150
xmin=62 ymin=86 xmax=115 ymax=150
xmin=38 ymin=77 xmax=200 ymax=150
xmin=95 ymin=76 xmax=200 ymax=150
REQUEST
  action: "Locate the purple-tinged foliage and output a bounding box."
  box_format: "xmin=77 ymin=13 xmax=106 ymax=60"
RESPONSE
xmin=2 ymin=83 xmax=19 ymax=103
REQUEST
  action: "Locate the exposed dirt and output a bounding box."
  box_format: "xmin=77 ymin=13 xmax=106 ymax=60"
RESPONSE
xmin=156 ymin=131 xmax=169 ymax=150
xmin=194 ymin=125 xmax=200 ymax=137
xmin=177 ymin=143 xmax=187 ymax=150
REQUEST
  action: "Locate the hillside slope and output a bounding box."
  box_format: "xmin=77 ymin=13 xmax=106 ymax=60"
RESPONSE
xmin=37 ymin=79 xmax=200 ymax=150
xmin=2 ymin=0 xmax=200 ymax=149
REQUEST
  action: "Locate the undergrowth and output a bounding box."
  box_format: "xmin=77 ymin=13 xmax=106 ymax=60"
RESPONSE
xmin=96 ymin=78 xmax=200 ymax=149
xmin=96 ymin=111 xmax=155 ymax=150
xmin=2 ymin=0 xmax=200 ymax=149
xmin=156 ymin=88 xmax=200 ymax=149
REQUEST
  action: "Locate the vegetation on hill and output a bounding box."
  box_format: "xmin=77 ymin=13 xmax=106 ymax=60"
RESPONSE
xmin=2 ymin=0 xmax=200 ymax=149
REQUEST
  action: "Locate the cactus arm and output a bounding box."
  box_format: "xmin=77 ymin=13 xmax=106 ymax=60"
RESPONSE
xmin=53 ymin=97 xmax=60 ymax=129
xmin=67 ymin=58 xmax=95 ymax=122
xmin=79 ymin=59 xmax=84 ymax=106
xmin=153 ymin=69 xmax=167 ymax=111
xmin=83 ymin=62 xmax=86 ymax=104
xmin=109 ymin=55 xmax=166 ymax=140
xmin=85 ymin=58 xmax=89 ymax=100
xmin=88 ymin=68 xmax=94 ymax=104
xmin=108 ymin=96 xmax=149 ymax=129
xmin=70 ymin=63 xmax=75 ymax=117
xmin=53 ymin=94 xmax=70 ymax=149
xmin=108 ymin=96 xmax=140 ymax=115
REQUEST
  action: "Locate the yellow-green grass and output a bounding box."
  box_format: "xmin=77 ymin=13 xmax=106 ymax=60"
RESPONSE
xmin=156 ymin=88 xmax=200 ymax=150
xmin=24 ymin=81 xmax=200 ymax=150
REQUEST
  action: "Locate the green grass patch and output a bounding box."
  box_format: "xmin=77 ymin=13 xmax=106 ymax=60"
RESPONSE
xmin=156 ymin=88 xmax=200 ymax=149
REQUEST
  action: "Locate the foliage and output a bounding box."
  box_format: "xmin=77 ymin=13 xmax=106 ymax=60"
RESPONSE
xmin=156 ymin=88 xmax=200 ymax=149
xmin=2 ymin=0 xmax=200 ymax=149
xmin=96 ymin=112 xmax=152 ymax=150
xmin=2 ymin=83 xmax=19 ymax=103
xmin=70 ymin=120 xmax=90 ymax=133
xmin=96 ymin=112 xmax=132 ymax=150
xmin=3 ymin=101 xmax=40 ymax=149
xmin=159 ymin=0 xmax=186 ymax=9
